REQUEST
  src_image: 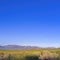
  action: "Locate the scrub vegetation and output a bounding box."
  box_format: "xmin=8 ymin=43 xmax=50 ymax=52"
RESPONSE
xmin=0 ymin=49 xmax=60 ymax=60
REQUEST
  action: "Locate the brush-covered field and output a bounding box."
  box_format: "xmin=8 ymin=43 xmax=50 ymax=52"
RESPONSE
xmin=0 ymin=49 xmax=60 ymax=60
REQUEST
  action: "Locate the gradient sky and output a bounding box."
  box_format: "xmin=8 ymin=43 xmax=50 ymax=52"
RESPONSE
xmin=0 ymin=0 xmax=60 ymax=47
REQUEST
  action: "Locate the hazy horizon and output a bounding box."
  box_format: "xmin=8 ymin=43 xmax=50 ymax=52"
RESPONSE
xmin=0 ymin=0 xmax=60 ymax=47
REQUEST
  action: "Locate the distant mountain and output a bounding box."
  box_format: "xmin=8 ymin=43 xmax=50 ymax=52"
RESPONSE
xmin=0 ymin=45 xmax=39 ymax=50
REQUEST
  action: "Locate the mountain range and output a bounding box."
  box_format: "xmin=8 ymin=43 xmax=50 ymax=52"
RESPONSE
xmin=0 ymin=45 xmax=57 ymax=50
xmin=0 ymin=45 xmax=39 ymax=50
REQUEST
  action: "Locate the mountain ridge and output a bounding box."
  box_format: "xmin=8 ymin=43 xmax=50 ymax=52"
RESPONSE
xmin=0 ymin=45 xmax=58 ymax=50
xmin=0 ymin=45 xmax=39 ymax=50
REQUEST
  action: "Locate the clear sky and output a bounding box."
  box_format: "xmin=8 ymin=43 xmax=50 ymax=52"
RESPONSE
xmin=0 ymin=0 xmax=60 ymax=47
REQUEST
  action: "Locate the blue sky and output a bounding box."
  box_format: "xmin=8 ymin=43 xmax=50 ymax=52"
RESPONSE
xmin=0 ymin=0 xmax=60 ymax=47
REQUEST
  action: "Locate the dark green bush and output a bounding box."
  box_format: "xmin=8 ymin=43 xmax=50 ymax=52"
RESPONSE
xmin=7 ymin=54 xmax=14 ymax=60
xmin=25 ymin=55 xmax=39 ymax=60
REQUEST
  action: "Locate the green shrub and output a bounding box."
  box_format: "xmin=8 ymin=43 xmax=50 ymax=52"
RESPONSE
xmin=7 ymin=54 xmax=14 ymax=60
xmin=25 ymin=55 xmax=39 ymax=60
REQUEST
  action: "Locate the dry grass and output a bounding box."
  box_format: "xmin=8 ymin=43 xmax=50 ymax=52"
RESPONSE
xmin=0 ymin=49 xmax=60 ymax=60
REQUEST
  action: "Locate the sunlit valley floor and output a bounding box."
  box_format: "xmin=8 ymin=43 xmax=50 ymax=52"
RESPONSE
xmin=0 ymin=49 xmax=60 ymax=60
